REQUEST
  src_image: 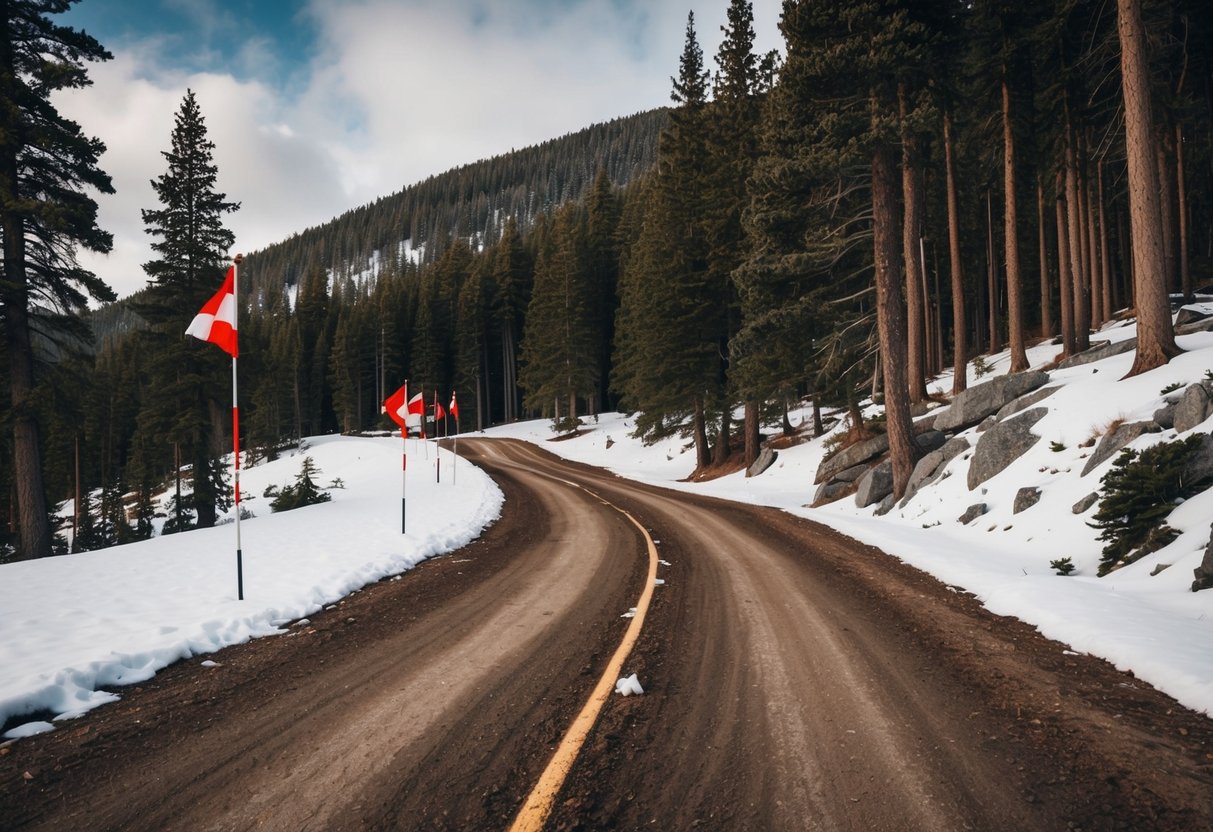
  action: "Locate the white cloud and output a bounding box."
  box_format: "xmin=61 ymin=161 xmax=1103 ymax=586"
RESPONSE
xmin=56 ymin=0 xmax=783 ymax=300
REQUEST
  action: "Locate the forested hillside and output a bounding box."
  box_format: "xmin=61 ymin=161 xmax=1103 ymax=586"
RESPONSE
xmin=4 ymin=0 xmax=1213 ymax=563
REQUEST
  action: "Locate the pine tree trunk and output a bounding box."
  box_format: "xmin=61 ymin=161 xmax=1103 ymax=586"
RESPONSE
xmin=944 ymin=112 xmax=967 ymax=395
xmin=900 ymin=84 xmax=928 ymax=401
xmin=1175 ymin=122 xmax=1191 ymax=302
xmin=1156 ymin=129 xmax=1177 ymax=294
xmin=985 ymin=190 xmax=1000 ymax=355
xmin=2 ymin=227 xmax=52 ymax=560
xmin=1098 ymin=160 xmax=1114 ymax=319
xmin=713 ymin=409 xmax=730 ymax=467
xmin=813 ymin=398 xmax=824 ymax=438
xmin=1037 ymin=180 xmax=1052 ymax=338
xmin=744 ymin=399 xmax=760 ymax=469
xmin=1003 ymin=75 xmax=1028 ymax=372
xmin=872 ymin=140 xmax=916 ymax=499
xmin=1065 ymin=121 xmax=1090 ymax=351
xmin=1084 ymin=162 xmax=1103 ymax=328
xmin=1118 ymin=0 xmax=1181 ymax=376
xmin=693 ymin=397 xmax=710 ymax=470
xmin=1056 ymin=182 xmax=1076 ymax=357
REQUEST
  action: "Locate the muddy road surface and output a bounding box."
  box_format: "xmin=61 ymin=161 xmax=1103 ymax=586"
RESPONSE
xmin=4 ymin=438 xmax=1211 ymax=831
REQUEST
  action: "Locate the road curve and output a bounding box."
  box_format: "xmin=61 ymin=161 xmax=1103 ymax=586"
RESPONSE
xmin=4 ymin=437 xmax=1212 ymax=832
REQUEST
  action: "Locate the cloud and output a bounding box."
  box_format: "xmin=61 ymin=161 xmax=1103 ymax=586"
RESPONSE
xmin=55 ymin=0 xmax=783 ymax=301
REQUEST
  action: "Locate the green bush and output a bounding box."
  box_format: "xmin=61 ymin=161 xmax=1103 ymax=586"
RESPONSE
xmin=1050 ymin=557 xmax=1075 ymax=576
xmin=1090 ymin=436 xmax=1209 ymax=575
xmin=270 ymin=457 xmax=332 ymax=513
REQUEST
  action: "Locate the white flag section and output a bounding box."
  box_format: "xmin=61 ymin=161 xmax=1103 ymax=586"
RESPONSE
xmin=185 ymin=267 xmax=238 ymax=357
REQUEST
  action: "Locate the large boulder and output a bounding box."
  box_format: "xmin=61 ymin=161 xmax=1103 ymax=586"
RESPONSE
xmin=934 ymin=371 xmax=1050 ymax=434
xmin=1172 ymin=383 xmax=1213 ymax=434
xmin=900 ymin=436 xmax=971 ymax=506
xmin=995 ymin=385 xmax=1060 ymax=422
xmin=1185 ymin=433 xmax=1213 ymax=485
xmin=855 ymin=460 xmax=894 ymax=508
xmin=813 ymin=479 xmax=854 ymax=506
xmin=967 ymin=407 xmax=1048 ymax=489
xmin=1193 ymin=524 xmax=1213 ymax=592
xmin=958 ymin=503 xmax=988 ymax=524
xmin=1056 ymin=338 xmax=1136 ymax=370
xmin=814 ymin=420 xmax=938 ymax=484
xmin=1013 ymin=486 xmax=1042 ymax=514
xmin=1080 ymin=420 xmax=1158 ymax=477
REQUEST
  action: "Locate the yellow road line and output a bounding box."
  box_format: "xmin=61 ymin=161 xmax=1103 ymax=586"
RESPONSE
xmin=508 ymin=484 xmax=660 ymax=832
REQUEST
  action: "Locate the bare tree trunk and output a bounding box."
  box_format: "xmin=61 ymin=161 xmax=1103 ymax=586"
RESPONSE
xmin=713 ymin=409 xmax=730 ymax=467
xmin=1156 ymin=128 xmax=1177 ymax=294
xmin=1056 ymin=180 xmax=1076 ymax=357
xmin=693 ymin=397 xmax=710 ymax=470
xmin=1084 ymin=158 xmax=1104 ymax=328
xmin=1098 ymin=160 xmax=1114 ymax=319
xmin=1176 ymin=121 xmax=1192 ymax=301
xmin=873 ymin=139 xmax=917 ymax=499
xmin=1064 ymin=117 xmax=1090 ymax=351
xmin=986 ymin=190 xmax=1000 ymax=355
xmin=1118 ymin=0 xmax=1182 ymax=376
xmin=812 ymin=398 xmax=824 ymax=438
xmin=1037 ymin=180 xmax=1052 ymax=338
xmin=744 ymin=400 xmax=760 ymax=469
xmin=1003 ymin=75 xmax=1028 ymax=372
xmin=944 ymin=112 xmax=968 ymax=395
xmin=900 ymin=84 xmax=928 ymax=401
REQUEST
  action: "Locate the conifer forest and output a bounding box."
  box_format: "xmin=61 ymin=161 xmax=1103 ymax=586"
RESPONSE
xmin=3 ymin=0 xmax=1213 ymax=561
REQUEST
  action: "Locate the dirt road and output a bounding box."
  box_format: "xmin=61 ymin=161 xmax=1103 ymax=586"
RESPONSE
xmin=4 ymin=438 xmax=1212 ymax=831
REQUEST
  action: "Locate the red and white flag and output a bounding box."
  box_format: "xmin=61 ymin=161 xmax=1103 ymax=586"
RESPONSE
xmin=185 ymin=267 xmax=238 ymax=357
xmin=449 ymin=392 xmax=459 ymax=421
xmin=406 ymin=391 xmax=426 ymax=437
xmin=435 ymin=399 xmax=447 ymax=421
xmin=384 ymin=384 xmax=408 ymax=433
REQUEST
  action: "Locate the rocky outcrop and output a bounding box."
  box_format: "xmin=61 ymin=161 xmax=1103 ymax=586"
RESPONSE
xmin=967 ymin=407 xmax=1048 ymax=489
xmin=1072 ymin=492 xmax=1099 ymax=514
xmin=1185 ymin=433 xmax=1213 ymax=485
xmin=1080 ymin=421 xmax=1158 ymax=477
xmin=1193 ymin=524 xmax=1213 ymax=592
xmin=995 ymin=385 xmax=1060 ymax=422
xmin=934 ymin=371 xmax=1049 ymax=433
xmin=899 ymin=436 xmax=971 ymax=507
xmin=855 ymin=461 xmax=893 ymax=508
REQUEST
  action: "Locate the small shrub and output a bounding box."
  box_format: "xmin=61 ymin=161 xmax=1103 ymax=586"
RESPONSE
xmin=973 ymin=355 xmax=995 ymax=378
xmin=1050 ymin=557 xmax=1076 ymax=576
xmin=1090 ymin=436 xmax=1210 ymax=575
xmin=1159 ymin=381 xmax=1184 ymax=395
xmin=1049 ymin=440 xmax=1066 ymax=452
xmin=550 ymin=414 xmax=582 ymax=435
xmin=270 ymin=457 xmax=332 ymax=513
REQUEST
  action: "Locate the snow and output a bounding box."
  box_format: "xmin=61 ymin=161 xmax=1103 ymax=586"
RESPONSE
xmin=1 ymin=436 xmax=501 ymax=739
xmin=483 ymin=307 xmax=1213 ymax=718
xmin=615 ymin=673 xmax=644 ymax=696
xmin=4 ymin=309 xmax=1213 ymax=742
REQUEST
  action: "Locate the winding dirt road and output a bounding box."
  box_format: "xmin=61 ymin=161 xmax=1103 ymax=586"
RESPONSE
xmin=4 ymin=438 xmax=1212 ymax=831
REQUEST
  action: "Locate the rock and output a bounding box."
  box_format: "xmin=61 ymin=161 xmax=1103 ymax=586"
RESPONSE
xmin=901 ymin=436 xmax=971 ymax=506
xmin=1185 ymin=433 xmax=1213 ymax=485
xmin=934 ymin=371 xmax=1050 ymax=434
xmin=995 ymin=386 xmax=1060 ymax=422
xmin=815 ymin=433 xmax=890 ymax=484
xmin=967 ymin=407 xmax=1049 ymax=489
xmin=1013 ymin=487 xmax=1042 ymax=514
xmin=855 ymin=460 xmax=894 ymax=508
xmin=1172 ymin=383 xmax=1212 ymax=434
xmin=746 ymin=447 xmax=778 ymax=478
xmin=1072 ymin=492 xmax=1099 ymax=514
xmin=1153 ymin=403 xmax=1176 ymax=430
xmin=832 ymin=462 xmax=871 ymax=483
xmin=976 ymin=415 xmax=998 ymax=433
xmin=958 ymin=503 xmax=988 ymax=524
xmin=1192 ymin=524 xmax=1213 ymax=592
xmin=1175 ymin=316 xmax=1213 ymax=336
xmin=915 ymin=429 xmax=947 ymax=454
xmin=1080 ymin=420 xmax=1159 ymax=477
xmin=1056 ymin=338 xmax=1137 ymax=369
xmin=1175 ymin=306 xmax=1212 ymax=328
xmin=874 ymin=493 xmax=897 ymax=516
xmin=813 ymin=480 xmax=854 ymax=506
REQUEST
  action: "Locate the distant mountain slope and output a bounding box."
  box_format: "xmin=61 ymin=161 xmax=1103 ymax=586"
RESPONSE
xmin=241 ymin=108 xmax=667 ymax=303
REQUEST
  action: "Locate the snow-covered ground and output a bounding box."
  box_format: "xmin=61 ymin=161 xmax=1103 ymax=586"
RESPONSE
xmin=4 ymin=308 xmax=1213 ymax=742
xmin=484 ymin=309 xmax=1213 ymax=719
xmin=1 ymin=436 xmax=501 ymax=739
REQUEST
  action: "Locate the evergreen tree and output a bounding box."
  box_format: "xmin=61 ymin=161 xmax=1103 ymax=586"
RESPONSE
xmin=0 ymin=0 xmax=114 ymax=559
xmin=137 ymin=90 xmax=239 ymax=528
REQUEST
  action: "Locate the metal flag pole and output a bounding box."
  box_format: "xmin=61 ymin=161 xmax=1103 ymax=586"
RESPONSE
xmin=231 ymin=253 xmax=244 ymax=601
xmin=433 ymin=391 xmax=441 ymax=484
xmin=402 ymin=381 xmax=408 ymax=534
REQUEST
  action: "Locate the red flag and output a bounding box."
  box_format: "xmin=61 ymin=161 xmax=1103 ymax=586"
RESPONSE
xmin=185 ymin=267 xmax=238 ymax=357
xmin=449 ymin=392 xmax=459 ymax=421
xmin=435 ymin=400 xmax=447 ymax=420
xmin=384 ymin=384 xmax=408 ymax=433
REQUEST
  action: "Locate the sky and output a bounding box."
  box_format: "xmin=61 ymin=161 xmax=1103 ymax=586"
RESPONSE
xmin=53 ymin=0 xmax=785 ymax=300
xmin=5 ymin=308 xmax=1213 ymax=739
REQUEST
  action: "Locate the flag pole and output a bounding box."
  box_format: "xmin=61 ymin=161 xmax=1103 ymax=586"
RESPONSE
xmin=433 ymin=391 xmax=441 ymax=484
xmin=232 ymin=253 xmax=244 ymax=601
xmin=402 ymin=380 xmax=408 ymax=534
